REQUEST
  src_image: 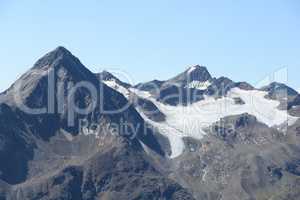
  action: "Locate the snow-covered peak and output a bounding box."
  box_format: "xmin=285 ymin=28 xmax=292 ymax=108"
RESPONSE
xmin=187 ymin=65 xmax=205 ymax=74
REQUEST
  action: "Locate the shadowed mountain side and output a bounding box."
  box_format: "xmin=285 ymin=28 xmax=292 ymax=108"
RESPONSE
xmin=0 ymin=47 xmax=193 ymax=200
xmin=7 ymin=138 xmax=194 ymax=200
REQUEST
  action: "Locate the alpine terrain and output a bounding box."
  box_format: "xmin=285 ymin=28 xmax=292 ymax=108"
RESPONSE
xmin=1 ymin=47 xmax=300 ymax=200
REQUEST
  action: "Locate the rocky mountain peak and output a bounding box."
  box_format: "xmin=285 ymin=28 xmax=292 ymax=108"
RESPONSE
xmin=0 ymin=47 xmax=100 ymax=109
xmin=32 ymin=46 xmax=73 ymax=69
xmin=164 ymin=65 xmax=212 ymax=88
xmin=25 ymin=46 xmax=100 ymax=86
xmin=261 ymin=82 xmax=298 ymax=96
xmin=29 ymin=46 xmax=97 ymax=84
xmin=185 ymin=65 xmax=212 ymax=82
xmin=186 ymin=65 xmax=207 ymax=73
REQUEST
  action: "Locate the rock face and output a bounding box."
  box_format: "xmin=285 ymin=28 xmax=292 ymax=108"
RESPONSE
xmin=98 ymin=71 xmax=166 ymax=122
xmin=135 ymin=66 xmax=254 ymax=105
xmin=0 ymin=47 xmax=194 ymax=200
xmin=288 ymin=94 xmax=300 ymax=117
xmin=261 ymin=82 xmax=298 ymax=99
xmin=7 ymin=140 xmax=194 ymax=200
xmin=261 ymin=82 xmax=299 ymax=110
xmin=135 ymin=97 xmax=166 ymax=122
xmin=165 ymin=65 xmax=212 ymax=87
xmin=133 ymin=66 xmax=210 ymax=106
xmin=172 ymin=114 xmax=300 ymax=200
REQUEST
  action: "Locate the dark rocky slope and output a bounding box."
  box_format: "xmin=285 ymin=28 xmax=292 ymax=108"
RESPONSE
xmin=0 ymin=47 xmax=194 ymax=200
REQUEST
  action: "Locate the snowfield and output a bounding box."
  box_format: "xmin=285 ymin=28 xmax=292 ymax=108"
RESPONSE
xmin=104 ymin=81 xmax=298 ymax=158
xmin=153 ymin=88 xmax=298 ymax=139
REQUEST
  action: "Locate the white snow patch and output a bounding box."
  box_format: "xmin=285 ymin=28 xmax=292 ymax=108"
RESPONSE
xmin=129 ymin=88 xmax=152 ymax=99
xmin=60 ymin=129 xmax=74 ymax=141
xmin=202 ymin=168 xmax=209 ymax=182
xmin=186 ymin=80 xmax=211 ymax=90
xmin=187 ymin=66 xmax=197 ymax=73
xmin=149 ymin=121 xmax=185 ymax=158
xmin=136 ymin=108 xmax=185 ymax=158
xmin=140 ymin=141 xmax=152 ymax=155
xmin=103 ymin=80 xmax=130 ymax=98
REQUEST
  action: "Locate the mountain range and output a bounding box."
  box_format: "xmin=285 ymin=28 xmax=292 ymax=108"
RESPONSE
xmin=0 ymin=47 xmax=300 ymax=200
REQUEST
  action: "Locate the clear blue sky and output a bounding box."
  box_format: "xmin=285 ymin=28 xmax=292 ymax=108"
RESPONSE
xmin=1 ymin=0 xmax=300 ymax=92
